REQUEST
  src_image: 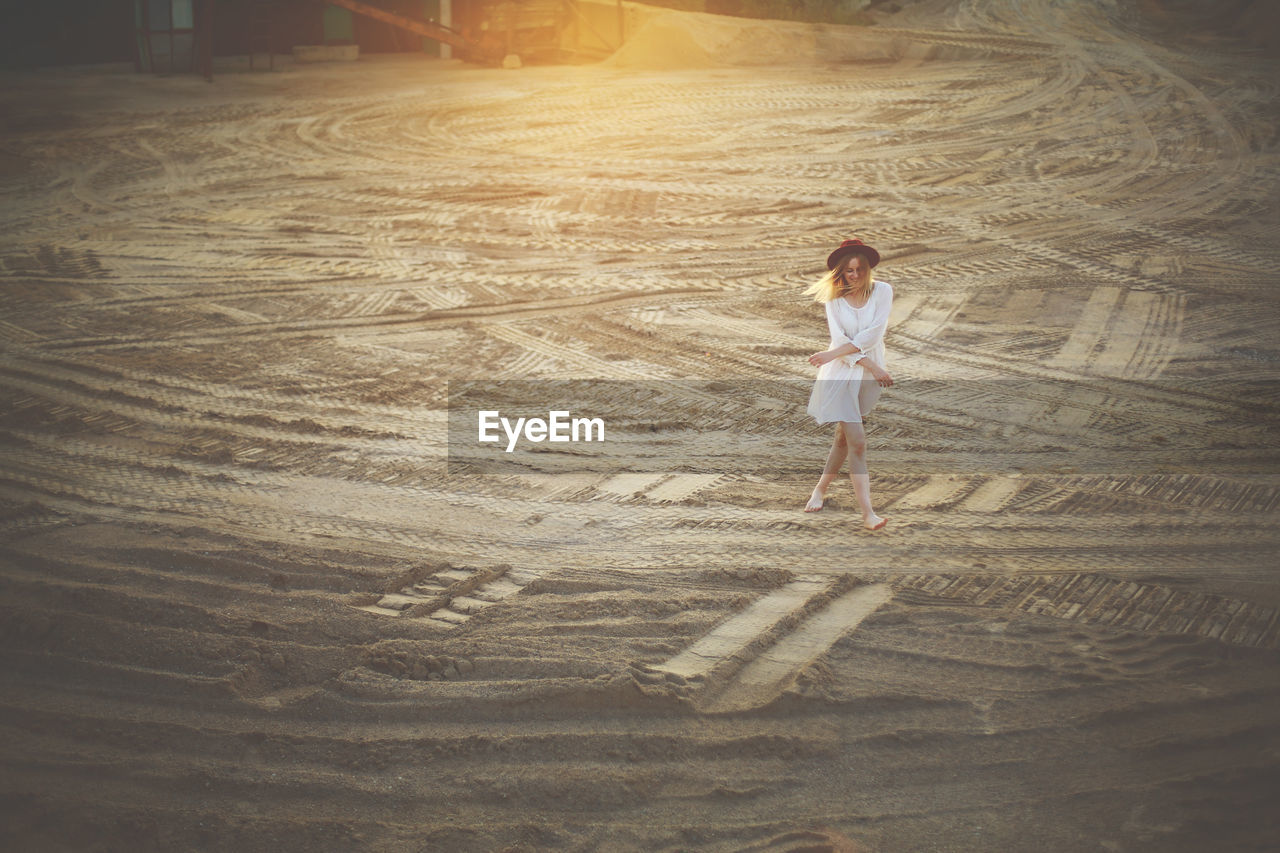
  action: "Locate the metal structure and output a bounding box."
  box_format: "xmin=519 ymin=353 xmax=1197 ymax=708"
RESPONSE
xmin=249 ymin=0 xmax=276 ymax=70
xmin=133 ymin=0 xmax=215 ymax=80
xmin=127 ymin=0 xmax=625 ymax=77
xmin=470 ymin=0 xmax=622 ymax=62
xmin=320 ymin=0 xmax=623 ymax=65
xmin=321 ymin=0 xmax=479 ymax=56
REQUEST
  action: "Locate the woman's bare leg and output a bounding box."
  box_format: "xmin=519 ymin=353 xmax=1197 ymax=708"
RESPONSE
xmin=805 ymin=425 xmax=848 ymax=511
xmin=841 ymin=421 xmax=886 ymax=529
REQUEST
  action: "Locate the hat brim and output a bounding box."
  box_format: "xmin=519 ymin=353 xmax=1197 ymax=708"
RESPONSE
xmin=827 ymin=245 xmax=880 ymax=270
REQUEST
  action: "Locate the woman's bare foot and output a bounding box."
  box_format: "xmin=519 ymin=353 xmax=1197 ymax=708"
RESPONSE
xmin=804 ymin=487 xmax=827 ymax=512
xmin=863 ymin=513 xmax=887 ymax=530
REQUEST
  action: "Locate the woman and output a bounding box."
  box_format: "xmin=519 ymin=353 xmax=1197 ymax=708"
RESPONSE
xmin=803 ymin=239 xmax=894 ymax=530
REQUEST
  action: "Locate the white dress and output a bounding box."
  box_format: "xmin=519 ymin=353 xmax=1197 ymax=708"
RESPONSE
xmin=807 ymin=280 xmax=893 ymax=425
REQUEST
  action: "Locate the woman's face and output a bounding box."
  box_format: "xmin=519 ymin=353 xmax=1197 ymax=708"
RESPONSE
xmin=842 ymin=254 xmax=867 ymax=285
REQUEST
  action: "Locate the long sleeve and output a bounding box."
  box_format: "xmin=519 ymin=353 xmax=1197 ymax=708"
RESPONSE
xmin=824 ymin=299 xmax=854 ymax=348
xmin=850 ymin=282 xmax=893 ymax=362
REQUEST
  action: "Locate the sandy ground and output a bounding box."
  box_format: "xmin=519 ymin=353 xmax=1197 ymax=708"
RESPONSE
xmin=2 ymin=0 xmax=1279 ymax=850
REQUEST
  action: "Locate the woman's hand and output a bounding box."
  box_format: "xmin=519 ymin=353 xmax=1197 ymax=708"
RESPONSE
xmin=865 ymin=362 xmax=894 ymax=387
xmin=808 ymin=350 xmax=839 ymax=367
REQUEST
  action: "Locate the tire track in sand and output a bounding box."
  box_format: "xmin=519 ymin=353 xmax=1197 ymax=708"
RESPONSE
xmin=639 ymin=568 xmax=1275 ymax=714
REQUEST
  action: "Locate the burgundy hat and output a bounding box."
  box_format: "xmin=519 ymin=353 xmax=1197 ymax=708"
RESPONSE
xmin=827 ymin=239 xmax=880 ymax=270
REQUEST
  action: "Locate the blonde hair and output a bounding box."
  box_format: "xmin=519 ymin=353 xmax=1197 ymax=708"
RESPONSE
xmin=804 ymin=253 xmax=874 ymax=303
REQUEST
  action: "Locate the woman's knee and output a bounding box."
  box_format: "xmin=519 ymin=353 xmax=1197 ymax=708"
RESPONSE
xmin=841 ymin=423 xmax=866 ymax=455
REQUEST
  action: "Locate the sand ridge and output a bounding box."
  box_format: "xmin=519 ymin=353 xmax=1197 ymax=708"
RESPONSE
xmin=1 ymin=0 xmax=1279 ymax=849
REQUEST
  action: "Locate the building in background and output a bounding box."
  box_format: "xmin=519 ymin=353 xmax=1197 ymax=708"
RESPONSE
xmin=1 ymin=0 xmax=624 ymax=76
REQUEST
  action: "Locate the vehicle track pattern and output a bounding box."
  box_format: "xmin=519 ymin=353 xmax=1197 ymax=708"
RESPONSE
xmin=2 ymin=1 xmax=1278 ymax=849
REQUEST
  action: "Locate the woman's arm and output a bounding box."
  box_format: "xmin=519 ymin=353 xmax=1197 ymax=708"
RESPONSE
xmin=824 ymin=299 xmax=853 ymax=349
xmin=810 ymin=341 xmax=861 ymax=365
xmin=850 ymin=282 xmax=893 ymax=358
xmin=854 ymin=284 xmax=894 ymax=386
xmin=809 ymin=300 xmax=862 ymax=365
xmin=809 ymin=287 xmax=894 ymax=386
xmin=808 ymin=342 xmax=890 ymax=386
